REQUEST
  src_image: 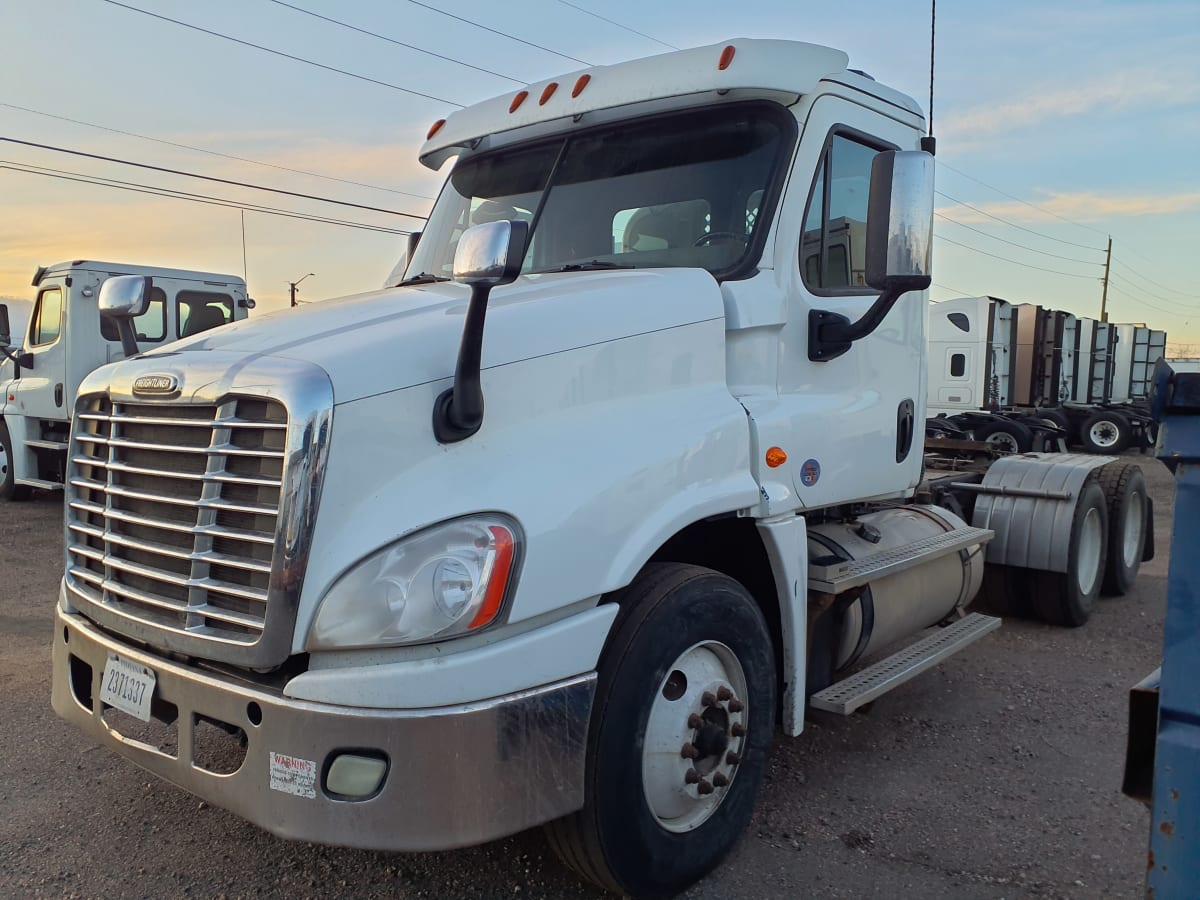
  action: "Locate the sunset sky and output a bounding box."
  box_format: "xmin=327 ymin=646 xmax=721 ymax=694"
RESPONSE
xmin=2 ymin=0 xmax=1197 ymax=348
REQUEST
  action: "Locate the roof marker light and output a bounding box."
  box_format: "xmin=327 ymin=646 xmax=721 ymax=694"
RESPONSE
xmin=509 ymin=90 xmax=529 ymax=113
xmin=571 ymin=74 xmax=591 ymax=98
xmin=426 ymin=119 xmax=446 ymax=140
xmin=539 ymin=82 xmax=558 ymax=105
xmin=718 ymin=45 xmax=736 ymax=70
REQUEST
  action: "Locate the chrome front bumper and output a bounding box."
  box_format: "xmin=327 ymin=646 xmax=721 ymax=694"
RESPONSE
xmin=52 ymin=609 xmax=595 ymax=851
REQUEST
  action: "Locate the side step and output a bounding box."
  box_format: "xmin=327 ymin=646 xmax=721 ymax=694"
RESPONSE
xmin=26 ymin=439 xmax=69 ymax=451
xmin=809 ymin=613 xmax=1002 ymax=715
xmin=16 ymin=477 xmax=64 ymax=491
xmin=808 ymin=525 xmax=993 ymax=594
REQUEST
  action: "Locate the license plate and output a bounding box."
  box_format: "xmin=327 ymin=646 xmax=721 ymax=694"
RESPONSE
xmin=99 ymin=653 xmax=157 ymax=722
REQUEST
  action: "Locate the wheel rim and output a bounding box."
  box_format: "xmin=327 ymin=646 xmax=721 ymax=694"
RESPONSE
xmin=1089 ymin=421 xmax=1120 ymax=448
xmin=1123 ymin=491 xmax=1144 ymax=568
xmin=984 ymin=432 xmax=1019 ymax=454
xmin=0 ymin=438 xmax=8 ymax=483
xmin=642 ymin=640 xmax=748 ymax=833
xmin=1077 ymin=507 xmax=1104 ymax=595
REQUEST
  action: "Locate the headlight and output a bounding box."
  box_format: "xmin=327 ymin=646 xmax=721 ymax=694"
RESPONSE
xmin=307 ymin=515 xmax=519 ymax=650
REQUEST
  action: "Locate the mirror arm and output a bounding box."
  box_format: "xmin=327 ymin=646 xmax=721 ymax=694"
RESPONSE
xmin=808 ymin=276 xmax=930 ymax=362
xmin=114 ymin=318 xmax=140 ymax=358
xmin=432 ymin=282 xmax=493 ymax=443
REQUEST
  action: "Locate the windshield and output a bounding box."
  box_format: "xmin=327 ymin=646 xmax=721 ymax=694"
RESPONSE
xmin=404 ymin=103 xmax=793 ymax=282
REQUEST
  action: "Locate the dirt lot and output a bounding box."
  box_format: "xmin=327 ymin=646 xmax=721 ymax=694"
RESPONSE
xmin=0 ymin=457 xmax=1174 ymax=899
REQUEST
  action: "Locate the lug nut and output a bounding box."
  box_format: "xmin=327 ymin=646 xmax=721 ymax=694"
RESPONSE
xmin=731 ymin=723 xmax=746 ymax=738
xmin=697 ymin=779 xmax=715 ymax=795
xmin=681 ymin=743 xmax=699 ymax=760
xmin=728 ymin=699 xmax=745 ymax=713
xmin=701 ymin=691 xmax=718 ymax=708
xmin=717 ymin=686 xmax=733 ymax=701
xmin=687 ymin=713 xmax=703 ymax=729
xmin=726 ymin=751 xmax=741 ymax=766
xmin=685 ymin=768 xmax=701 ymax=785
xmin=712 ymin=772 xmax=729 ymax=788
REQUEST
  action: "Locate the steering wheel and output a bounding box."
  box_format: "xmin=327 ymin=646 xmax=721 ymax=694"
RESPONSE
xmin=693 ymin=231 xmax=747 ymax=247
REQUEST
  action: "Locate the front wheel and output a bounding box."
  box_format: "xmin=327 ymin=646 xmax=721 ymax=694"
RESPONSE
xmin=545 ymin=564 xmax=776 ymax=898
xmin=0 ymin=420 xmax=32 ymax=502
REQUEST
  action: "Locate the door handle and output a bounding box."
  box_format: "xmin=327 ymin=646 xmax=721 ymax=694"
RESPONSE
xmin=55 ymin=383 xmax=64 ymax=408
xmin=896 ymin=398 xmax=915 ymax=462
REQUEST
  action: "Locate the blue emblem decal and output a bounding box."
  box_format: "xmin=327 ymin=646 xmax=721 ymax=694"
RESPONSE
xmin=799 ymin=458 xmax=821 ymax=487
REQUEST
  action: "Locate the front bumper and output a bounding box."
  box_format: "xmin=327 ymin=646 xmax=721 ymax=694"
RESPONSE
xmin=52 ymin=609 xmax=595 ymax=851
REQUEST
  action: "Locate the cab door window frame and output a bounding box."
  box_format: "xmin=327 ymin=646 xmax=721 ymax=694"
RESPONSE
xmin=29 ymin=285 xmax=64 ymax=347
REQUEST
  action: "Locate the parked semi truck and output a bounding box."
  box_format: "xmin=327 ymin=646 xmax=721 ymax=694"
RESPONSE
xmin=927 ymin=295 xmax=1162 ymax=454
xmin=49 ymin=41 xmax=1153 ymax=897
xmin=0 ymin=260 xmax=252 ymax=500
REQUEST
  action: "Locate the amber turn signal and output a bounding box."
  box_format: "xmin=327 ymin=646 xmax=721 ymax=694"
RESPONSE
xmin=765 ymin=446 xmax=787 ymax=468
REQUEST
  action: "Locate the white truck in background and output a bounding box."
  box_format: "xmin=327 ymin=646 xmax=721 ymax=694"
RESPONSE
xmin=49 ymin=40 xmax=1153 ymax=897
xmin=927 ymin=295 xmax=1163 ymax=454
xmin=0 ymin=260 xmax=252 ymax=500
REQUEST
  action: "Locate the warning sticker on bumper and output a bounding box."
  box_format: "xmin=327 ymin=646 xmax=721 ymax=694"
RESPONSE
xmin=269 ymin=751 xmax=317 ymax=799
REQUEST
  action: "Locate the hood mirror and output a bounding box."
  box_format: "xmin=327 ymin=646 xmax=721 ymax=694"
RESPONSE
xmin=99 ymin=275 xmax=152 ymax=358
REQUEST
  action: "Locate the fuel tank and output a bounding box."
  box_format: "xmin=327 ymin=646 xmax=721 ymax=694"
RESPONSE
xmin=808 ymin=505 xmax=986 ymax=670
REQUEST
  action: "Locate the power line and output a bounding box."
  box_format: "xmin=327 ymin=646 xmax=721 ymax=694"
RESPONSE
xmin=1 ymin=136 xmax=429 ymax=220
xmin=264 ymin=0 xmax=526 ymax=84
xmin=0 ymin=160 xmax=411 ymax=234
xmin=552 ymin=0 xmax=678 ymax=50
xmin=1105 ymin=281 xmax=1191 ymax=321
xmin=1108 ymin=274 xmax=1197 ymax=310
xmin=99 ymin=0 xmax=465 ymax=107
xmin=0 ymin=100 xmax=434 ymax=200
xmin=933 ymin=233 xmax=1101 ymax=280
xmin=931 ymin=281 xmax=978 ymax=298
xmin=934 ymin=211 xmax=1103 ymax=266
xmin=1110 ymin=255 xmax=1193 ymax=299
xmin=935 ymin=189 xmax=1105 ymax=252
xmin=401 ymin=0 xmax=591 ymax=65
xmin=937 ymin=160 xmax=1109 ymax=238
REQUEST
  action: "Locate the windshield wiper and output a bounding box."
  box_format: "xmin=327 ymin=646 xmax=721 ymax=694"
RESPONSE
xmin=398 ymin=272 xmax=451 ymax=286
xmin=554 ymin=261 xmax=634 ymax=272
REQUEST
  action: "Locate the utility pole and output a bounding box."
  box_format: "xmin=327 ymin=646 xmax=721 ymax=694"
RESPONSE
xmin=1099 ymin=237 xmax=1112 ymax=323
xmin=289 ymin=272 xmax=315 ymax=308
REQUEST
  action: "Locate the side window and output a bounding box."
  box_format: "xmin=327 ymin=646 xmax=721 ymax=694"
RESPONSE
xmin=950 ymin=353 xmax=967 ymax=377
xmin=29 ymin=287 xmax=63 ymax=346
xmin=800 ymin=133 xmax=884 ymax=292
xmin=177 ymin=291 xmax=234 ymax=338
xmin=100 ymin=287 xmax=167 ymax=343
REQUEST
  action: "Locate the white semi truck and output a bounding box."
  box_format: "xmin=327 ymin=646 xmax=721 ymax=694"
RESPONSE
xmin=49 ymin=41 xmax=1152 ymax=897
xmin=0 ymin=260 xmax=252 ymax=499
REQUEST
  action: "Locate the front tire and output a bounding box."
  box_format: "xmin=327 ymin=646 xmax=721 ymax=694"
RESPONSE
xmin=0 ymin=420 xmax=32 ymax=502
xmin=545 ymin=564 xmax=776 ymax=898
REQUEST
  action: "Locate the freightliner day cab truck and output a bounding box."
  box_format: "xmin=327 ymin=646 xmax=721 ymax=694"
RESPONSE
xmin=49 ymin=40 xmax=1153 ymax=897
xmin=0 ymin=261 xmax=251 ymax=499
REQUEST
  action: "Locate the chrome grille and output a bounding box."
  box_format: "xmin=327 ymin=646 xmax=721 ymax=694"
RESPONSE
xmin=67 ymin=396 xmax=287 ymax=645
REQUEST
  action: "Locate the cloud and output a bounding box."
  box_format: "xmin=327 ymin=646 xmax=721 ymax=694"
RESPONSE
xmin=940 ymin=70 xmax=1200 ymax=139
xmin=937 ymin=190 xmax=1200 ymax=224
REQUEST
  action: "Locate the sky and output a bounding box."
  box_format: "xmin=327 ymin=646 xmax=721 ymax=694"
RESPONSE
xmin=1 ymin=0 xmax=1197 ymax=350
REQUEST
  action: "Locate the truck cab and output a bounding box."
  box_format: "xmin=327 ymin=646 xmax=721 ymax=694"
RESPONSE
xmin=0 ymin=260 xmax=250 ymax=498
xmin=48 ymin=39 xmax=1145 ymax=897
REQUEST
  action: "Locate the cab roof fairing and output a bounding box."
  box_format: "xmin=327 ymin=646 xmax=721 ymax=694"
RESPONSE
xmin=418 ymin=39 xmax=852 ymax=170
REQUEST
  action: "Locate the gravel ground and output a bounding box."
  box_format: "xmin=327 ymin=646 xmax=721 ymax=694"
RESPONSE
xmin=0 ymin=456 xmax=1173 ymax=899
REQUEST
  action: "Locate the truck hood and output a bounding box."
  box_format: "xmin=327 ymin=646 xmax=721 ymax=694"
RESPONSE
xmin=145 ymin=269 xmax=725 ymax=403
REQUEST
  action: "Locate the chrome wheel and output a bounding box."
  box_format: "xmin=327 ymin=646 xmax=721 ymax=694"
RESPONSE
xmin=642 ymin=640 xmax=748 ymax=833
xmin=984 ymin=432 xmax=1020 ymax=454
xmin=1077 ymin=507 xmax=1104 ymax=595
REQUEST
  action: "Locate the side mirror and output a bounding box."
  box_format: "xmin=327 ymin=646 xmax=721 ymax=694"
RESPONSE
xmin=433 ymin=220 xmax=528 ymax=443
xmin=809 ymin=150 xmax=934 ymax=361
xmin=865 ymin=150 xmax=934 ymax=291
xmin=0 ymin=303 xmax=10 ymax=349
xmin=99 ymin=275 xmax=152 ymax=357
xmin=453 ymin=221 xmax=524 ymax=286
xmin=384 ymin=231 xmax=423 ymax=288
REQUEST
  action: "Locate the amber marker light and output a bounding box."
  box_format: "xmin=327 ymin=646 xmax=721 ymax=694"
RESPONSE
xmin=765 ymin=447 xmax=788 ymax=468
xmin=426 ymin=119 xmax=446 ymax=140
xmin=718 ymin=45 xmax=736 ymax=70
xmin=468 ymin=526 xmax=516 ymax=630
xmin=539 ymin=82 xmax=559 ymax=105
xmin=571 ymin=74 xmax=591 ymax=97
xmin=509 ymin=90 xmax=529 ymax=113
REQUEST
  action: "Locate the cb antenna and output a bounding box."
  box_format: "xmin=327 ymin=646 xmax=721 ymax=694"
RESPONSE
xmin=922 ymin=0 xmax=937 ymax=155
